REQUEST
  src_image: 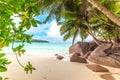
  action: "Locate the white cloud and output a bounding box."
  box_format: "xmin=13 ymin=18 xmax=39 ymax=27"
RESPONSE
xmin=12 ymin=16 xmax=93 ymax=43
xmin=26 ymin=23 xmax=50 ymax=34
xmin=11 ymin=15 xmax=70 ymax=43
xmin=11 ymin=13 xmax=93 ymax=43
xmin=44 ymin=21 xmax=65 ymax=43
xmin=25 ymin=20 xmax=65 ymax=43
xmin=46 ymin=21 xmax=61 ymax=38
xmin=27 ymin=20 xmax=93 ymax=43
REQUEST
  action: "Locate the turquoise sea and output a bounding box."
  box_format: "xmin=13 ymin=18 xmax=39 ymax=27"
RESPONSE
xmin=2 ymin=42 xmax=72 ymax=55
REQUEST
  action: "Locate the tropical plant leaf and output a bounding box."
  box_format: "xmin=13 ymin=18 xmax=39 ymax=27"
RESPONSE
xmin=0 ymin=76 xmax=2 ymax=80
xmin=0 ymin=53 xmax=5 ymax=58
xmin=72 ymin=29 xmax=78 ymax=45
xmin=0 ymin=66 xmax=7 ymax=72
xmin=24 ymin=61 xmax=36 ymax=74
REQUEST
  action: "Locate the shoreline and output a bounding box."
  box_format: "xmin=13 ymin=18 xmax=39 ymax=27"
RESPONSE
xmin=3 ymin=51 xmax=70 ymax=61
xmin=0 ymin=54 xmax=120 ymax=80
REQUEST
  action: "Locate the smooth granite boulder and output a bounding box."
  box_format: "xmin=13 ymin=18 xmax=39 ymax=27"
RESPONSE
xmin=69 ymin=41 xmax=97 ymax=63
xmin=70 ymin=53 xmax=87 ymax=63
xmin=88 ymin=43 xmax=120 ymax=68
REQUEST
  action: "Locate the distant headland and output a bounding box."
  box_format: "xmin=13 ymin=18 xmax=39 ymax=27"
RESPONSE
xmin=15 ymin=39 xmax=49 ymax=43
xmin=31 ymin=39 xmax=49 ymax=43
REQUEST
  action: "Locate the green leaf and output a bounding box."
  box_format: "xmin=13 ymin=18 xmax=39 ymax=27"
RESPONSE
xmin=32 ymin=6 xmax=40 ymax=15
xmin=24 ymin=19 xmax=31 ymax=29
xmin=35 ymin=20 xmax=41 ymax=24
xmin=0 ymin=53 xmax=5 ymax=58
xmin=21 ymin=49 xmax=26 ymax=54
xmin=0 ymin=76 xmax=2 ymax=80
xmin=60 ymin=26 xmax=69 ymax=35
xmin=24 ymin=61 xmax=36 ymax=74
xmin=63 ymin=32 xmax=71 ymax=41
xmin=31 ymin=19 xmax=38 ymax=27
xmin=0 ymin=66 xmax=7 ymax=72
xmin=5 ymin=61 xmax=11 ymax=65
xmin=72 ymin=29 xmax=78 ymax=45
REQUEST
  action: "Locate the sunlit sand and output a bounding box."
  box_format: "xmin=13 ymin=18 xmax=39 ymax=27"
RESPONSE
xmin=0 ymin=53 xmax=120 ymax=80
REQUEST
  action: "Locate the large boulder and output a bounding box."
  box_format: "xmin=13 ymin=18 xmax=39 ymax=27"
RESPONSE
xmin=69 ymin=41 xmax=120 ymax=68
xmin=88 ymin=43 xmax=120 ymax=68
xmin=69 ymin=41 xmax=98 ymax=57
xmin=69 ymin=42 xmax=89 ymax=57
xmin=69 ymin=41 xmax=98 ymax=63
xmin=70 ymin=53 xmax=87 ymax=63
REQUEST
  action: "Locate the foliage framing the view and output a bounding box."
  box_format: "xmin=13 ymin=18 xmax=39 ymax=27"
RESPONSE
xmin=0 ymin=0 xmax=42 ymax=78
xmin=40 ymin=0 xmax=120 ymax=44
xmin=0 ymin=0 xmax=120 ymax=79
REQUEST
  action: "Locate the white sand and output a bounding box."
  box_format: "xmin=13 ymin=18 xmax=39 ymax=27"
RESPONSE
xmin=0 ymin=54 xmax=120 ymax=80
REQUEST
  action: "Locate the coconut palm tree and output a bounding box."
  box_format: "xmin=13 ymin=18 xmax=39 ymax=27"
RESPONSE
xmin=59 ymin=0 xmax=89 ymax=44
xmin=39 ymin=0 xmax=100 ymax=44
xmin=88 ymin=0 xmax=120 ymax=43
xmin=39 ymin=0 xmax=120 ymax=45
xmin=87 ymin=0 xmax=120 ymax=27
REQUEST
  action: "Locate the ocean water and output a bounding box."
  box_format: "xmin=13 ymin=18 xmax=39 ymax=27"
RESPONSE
xmin=2 ymin=42 xmax=72 ymax=56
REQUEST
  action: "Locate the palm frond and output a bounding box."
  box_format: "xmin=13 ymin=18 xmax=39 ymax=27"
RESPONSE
xmin=72 ymin=29 xmax=79 ymax=45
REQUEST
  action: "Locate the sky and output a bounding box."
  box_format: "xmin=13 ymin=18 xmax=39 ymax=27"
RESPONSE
xmin=12 ymin=14 xmax=93 ymax=43
xmin=26 ymin=20 xmax=67 ymax=43
xmin=25 ymin=14 xmax=79 ymax=43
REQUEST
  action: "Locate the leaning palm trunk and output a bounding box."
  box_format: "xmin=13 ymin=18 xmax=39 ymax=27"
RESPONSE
xmin=87 ymin=0 xmax=120 ymax=27
xmin=88 ymin=31 xmax=101 ymax=45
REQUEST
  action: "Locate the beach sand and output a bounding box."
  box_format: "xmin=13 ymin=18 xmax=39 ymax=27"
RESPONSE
xmin=0 ymin=54 xmax=120 ymax=80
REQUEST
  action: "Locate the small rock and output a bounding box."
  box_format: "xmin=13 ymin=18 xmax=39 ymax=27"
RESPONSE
xmin=100 ymin=74 xmax=115 ymax=80
xmin=86 ymin=64 xmax=109 ymax=72
xmin=70 ymin=53 xmax=87 ymax=63
xmin=55 ymin=54 xmax=64 ymax=60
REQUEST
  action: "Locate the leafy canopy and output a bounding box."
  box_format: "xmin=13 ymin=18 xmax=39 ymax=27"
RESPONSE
xmin=0 ymin=0 xmax=120 ymax=79
xmin=0 ymin=0 xmax=43 ymax=78
xmin=41 ymin=0 xmax=120 ymax=44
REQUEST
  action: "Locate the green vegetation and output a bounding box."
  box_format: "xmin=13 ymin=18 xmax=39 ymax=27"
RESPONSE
xmin=0 ymin=0 xmax=120 ymax=79
xmin=41 ymin=0 xmax=120 ymax=45
xmin=31 ymin=39 xmax=49 ymax=43
xmin=0 ymin=53 xmax=11 ymax=72
xmin=0 ymin=0 xmax=40 ymax=78
xmin=16 ymin=39 xmax=49 ymax=43
xmin=0 ymin=53 xmax=11 ymax=80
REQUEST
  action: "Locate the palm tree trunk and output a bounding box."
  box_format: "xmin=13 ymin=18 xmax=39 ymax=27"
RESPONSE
xmin=88 ymin=31 xmax=101 ymax=45
xmin=87 ymin=0 xmax=120 ymax=27
xmin=85 ymin=21 xmax=101 ymax=45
